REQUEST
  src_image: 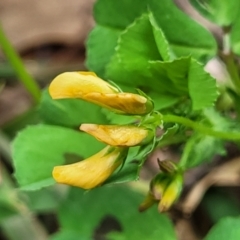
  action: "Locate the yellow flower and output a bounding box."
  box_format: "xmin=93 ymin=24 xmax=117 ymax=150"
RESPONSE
xmin=139 ymin=172 xmax=183 ymax=212
xmin=80 ymin=124 xmax=154 ymax=147
xmin=49 ymin=71 xmax=153 ymax=115
xmin=52 ymin=146 xmax=128 ymax=189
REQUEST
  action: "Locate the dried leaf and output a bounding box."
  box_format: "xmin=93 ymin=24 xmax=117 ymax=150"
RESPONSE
xmin=181 ymin=157 xmax=240 ymax=215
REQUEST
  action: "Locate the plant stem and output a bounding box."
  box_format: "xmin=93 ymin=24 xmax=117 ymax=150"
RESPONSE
xmin=221 ymin=28 xmax=240 ymax=94
xmin=0 ymin=25 xmax=41 ymax=104
xmin=178 ymin=135 xmax=200 ymax=169
xmin=162 ymin=114 xmax=240 ymax=141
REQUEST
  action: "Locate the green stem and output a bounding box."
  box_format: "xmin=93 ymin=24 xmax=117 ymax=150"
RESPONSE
xmin=162 ymin=114 xmax=240 ymax=141
xmin=0 ymin=26 xmax=41 ymax=104
xmin=223 ymin=53 xmax=240 ymax=94
xmin=221 ymin=29 xmax=240 ymax=94
xmin=178 ymin=135 xmax=200 ymax=169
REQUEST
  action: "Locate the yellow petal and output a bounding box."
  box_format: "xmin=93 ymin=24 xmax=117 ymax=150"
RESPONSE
xmin=52 ymin=146 xmax=127 ymax=189
xmin=80 ymin=124 xmax=153 ymax=147
xmin=49 ymin=71 xmax=118 ymax=99
xmin=84 ymin=92 xmax=153 ymax=115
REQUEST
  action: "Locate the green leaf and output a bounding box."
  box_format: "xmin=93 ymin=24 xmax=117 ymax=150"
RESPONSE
xmin=190 ymin=0 xmax=240 ymax=26
xmin=12 ymin=125 xmax=104 ymax=190
xmin=179 ymin=108 xmax=234 ymax=168
xmin=148 ymin=92 xmax=179 ymax=110
xmin=109 ymin=54 xmax=217 ymax=111
xmin=106 ymin=54 xmax=136 ymax=88
xmin=149 ymin=56 xmax=190 ymax=95
xmin=39 ymin=90 xmax=108 ymax=128
xmin=158 ymin=124 xmax=179 ymax=141
xmin=57 ymin=186 xmax=176 ymax=240
xmin=85 ymin=26 xmax=120 ymax=77
xmin=179 ymin=133 xmax=225 ymax=169
xmin=108 ymin=57 xmax=189 ymax=111
xmin=157 ymin=124 xmax=186 ymax=148
xmin=204 ymin=217 xmax=240 ymax=240
xmin=24 ymin=186 xmax=66 ymax=212
xmin=116 ymin=13 xmax=163 ymax=70
xmin=203 ymin=108 xmax=237 ymax=131
xmin=149 ymin=0 xmax=217 ymax=61
xmin=94 ymin=0 xmax=148 ymax=29
xmin=149 ymin=13 xmax=171 ymax=61
xmin=86 ymin=0 xmax=148 ymax=76
xmin=50 ymin=230 xmax=89 ymax=240
xmin=106 ymin=13 xmax=173 ymax=92
xmin=188 ymin=59 xmax=218 ymax=110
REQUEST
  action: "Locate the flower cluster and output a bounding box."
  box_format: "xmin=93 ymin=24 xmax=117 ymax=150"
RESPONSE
xmin=49 ymin=71 xmax=154 ymax=189
xmin=49 ymin=71 xmax=183 ymax=212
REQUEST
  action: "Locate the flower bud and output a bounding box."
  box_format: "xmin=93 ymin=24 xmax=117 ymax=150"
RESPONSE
xmin=80 ymin=124 xmax=154 ymax=147
xmin=139 ymin=171 xmax=183 ymax=213
xmin=158 ymin=174 xmax=183 ymax=212
xmin=52 ymin=146 xmax=128 ymax=189
xmin=139 ymin=173 xmax=169 ymax=212
xmin=157 ymin=159 xmax=177 ymax=173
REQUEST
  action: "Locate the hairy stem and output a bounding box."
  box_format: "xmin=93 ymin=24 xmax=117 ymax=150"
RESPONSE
xmin=162 ymin=114 xmax=240 ymax=141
